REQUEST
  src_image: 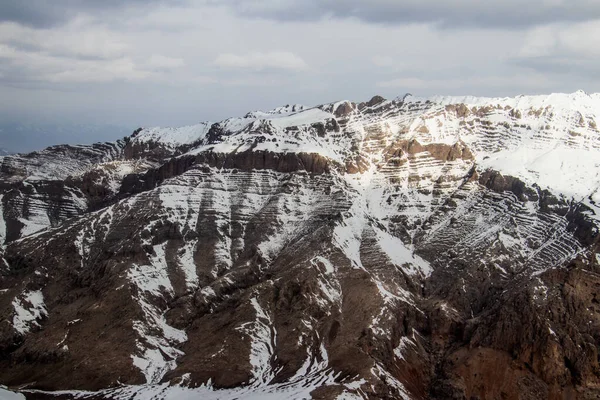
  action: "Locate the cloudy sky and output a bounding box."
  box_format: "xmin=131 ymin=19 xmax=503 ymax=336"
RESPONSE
xmin=0 ymin=0 xmax=599 ymax=151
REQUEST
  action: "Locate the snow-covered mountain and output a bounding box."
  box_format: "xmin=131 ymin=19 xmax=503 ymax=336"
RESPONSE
xmin=1 ymin=92 xmax=599 ymax=399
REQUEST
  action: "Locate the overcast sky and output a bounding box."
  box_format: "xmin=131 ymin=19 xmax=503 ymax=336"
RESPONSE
xmin=1 ymin=0 xmax=599 ymax=151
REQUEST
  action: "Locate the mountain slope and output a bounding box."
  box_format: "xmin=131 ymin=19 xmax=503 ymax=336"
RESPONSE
xmin=0 ymin=92 xmax=599 ymax=399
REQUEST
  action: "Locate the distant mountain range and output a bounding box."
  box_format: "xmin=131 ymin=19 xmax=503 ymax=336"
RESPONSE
xmin=0 ymin=122 xmax=133 ymax=153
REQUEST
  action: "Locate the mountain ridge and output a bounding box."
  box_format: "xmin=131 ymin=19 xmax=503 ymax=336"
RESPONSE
xmin=0 ymin=91 xmax=599 ymax=399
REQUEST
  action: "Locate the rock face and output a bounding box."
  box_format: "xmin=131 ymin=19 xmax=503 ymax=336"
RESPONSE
xmin=1 ymin=92 xmax=600 ymax=399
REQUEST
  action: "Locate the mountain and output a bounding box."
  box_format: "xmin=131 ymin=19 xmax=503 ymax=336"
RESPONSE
xmin=0 ymin=92 xmax=599 ymax=399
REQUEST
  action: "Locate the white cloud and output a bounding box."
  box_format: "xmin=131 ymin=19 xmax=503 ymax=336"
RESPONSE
xmin=43 ymin=58 xmax=153 ymax=83
xmin=514 ymin=20 xmax=600 ymax=77
xmin=0 ymin=42 xmax=187 ymax=83
xmin=518 ymin=26 xmax=558 ymax=58
xmin=372 ymin=55 xmax=395 ymax=67
xmin=146 ymin=54 xmax=186 ymax=70
xmin=0 ymin=20 xmax=128 ymax=60
xmin=378 ymin=77 xmax=432 ymax=89
xmin=214 ymin=51 xmax=308 ymax=71
xmin=216 ymin=0 xmax=600 ymax=29
xmin=0 ymin=19 xmax=190 ymax=84
xmin=519 ymin=20 xmax=600 ymax=58
xmin=377 ymin=74 xmax=552 ymax=92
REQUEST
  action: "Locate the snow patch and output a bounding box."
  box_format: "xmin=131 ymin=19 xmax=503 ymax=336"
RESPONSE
xmin=311 ymin=257 xmax=342 ymax=310
xmin=128 ymin=243 xmax=187 ymax=384
xmin=12 ymin=289 xmax=47 ymax=334
xmin=236 ymin=297 xmax=277 ymax=387
xmin=33 ymin=373 xmax=345 ymax=400
xmin=133 ymin=123 xmax=210 ymax=147
xmin=0 ymin=387 xmax=25 ymax=400
xmin=373 ymin=227 xmax=432 ymax=277
xmin=394 ymin=336 xmax=417 ymax=361
xmin=0 ymin=194 xmax=6 ymax=245
xmin=333 ymin=204 xmax=366 ymax=270
xmin=479 ymin=148 xmax=600 ymax=202
xmin=312 ymin=256 xmax=335 ymax=274
xmin=178 ymin=241 xmax=199 ymax=290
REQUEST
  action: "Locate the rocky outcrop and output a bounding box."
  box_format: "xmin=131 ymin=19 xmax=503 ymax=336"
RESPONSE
xmin=120 ymin=150 xmax=336 ymax=197
xmin=428 ymin=264 xmax=600 ymax=399
xmin=478 ymin=170 xmax=538 ymax=201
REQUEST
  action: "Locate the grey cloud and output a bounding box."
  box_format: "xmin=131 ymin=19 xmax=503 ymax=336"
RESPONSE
xmin=0 ymin=0 xmax=175 ymax=28
xmin=214 ymin=0 xmax=600 ymax=29
xmin=513 ymin=56 xmax=600 ymax=78
xmin=0 ymin=2 xmax=62 ymax=28
xmin=214 ymin=52 xmax=308 ymax=71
